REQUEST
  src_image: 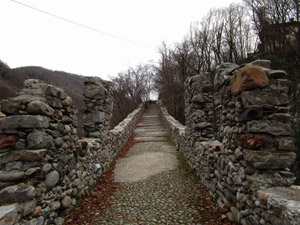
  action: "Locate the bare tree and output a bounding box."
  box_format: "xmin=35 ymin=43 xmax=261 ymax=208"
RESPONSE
xmin=154 ymin=3 xmax=255 ymax=123
xmin=154 ymin=43 xmax=186 ymax=124
xmin=110 ymin=63 xmax=154 ymax=127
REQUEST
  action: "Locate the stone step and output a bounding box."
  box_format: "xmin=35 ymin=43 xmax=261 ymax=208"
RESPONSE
xmin=139 ymin=122 xmax=162 ymax=125
xmin=139 ymin=118 xmax=161 ymax=120
xmin=134 ymin=131 xmax=168 ymax=137
xmin=135 ymin=127 xmax=166 ymax=131
xmin=141 ymin=115 xmax=160 ymax=117
xmin=140 ymin=118 xmax=161 ymax=121
xmin=134 ymin=136 xmax=169 ymax=142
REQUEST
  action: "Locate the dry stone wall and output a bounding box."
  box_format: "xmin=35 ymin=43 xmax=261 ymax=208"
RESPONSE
xmin=0 ymin=78 xmax=144 ymax=225
xmin=83 ymin=77 xmax=113 ymax=138
xmin=158 ymin=101 xmax=185 ymax=151
xmin=159 ymin=60 xmax=300 ymax=225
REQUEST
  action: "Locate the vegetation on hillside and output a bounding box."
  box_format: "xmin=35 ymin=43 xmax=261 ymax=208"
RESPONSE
xmin=0 ymin=60 xmax=84 ymax=107
xmin=0 ymin=60 xmax=85 ymax=135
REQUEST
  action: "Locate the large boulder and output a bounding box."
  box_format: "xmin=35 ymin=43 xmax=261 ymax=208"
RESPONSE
xmin=230 ymin=65 xmax=269 ymax=96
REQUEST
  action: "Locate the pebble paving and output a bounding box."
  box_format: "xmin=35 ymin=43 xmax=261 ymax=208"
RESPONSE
xmin=92 ymin=104 xmax=207 ymax=224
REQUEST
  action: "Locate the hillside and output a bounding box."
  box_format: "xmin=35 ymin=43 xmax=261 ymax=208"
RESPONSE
xmin=0 ymin=60 xmax=85 ymax=136
xmin=0 ymin=62 xmax=84 ymax=111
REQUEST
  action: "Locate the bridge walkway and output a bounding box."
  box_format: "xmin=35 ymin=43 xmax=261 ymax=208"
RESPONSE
xmin=66 ymin=104 xmax=230 ymax=224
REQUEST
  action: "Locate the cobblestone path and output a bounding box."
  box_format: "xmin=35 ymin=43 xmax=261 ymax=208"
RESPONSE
xmin=90 ymin=104 xmax=218 ymax=225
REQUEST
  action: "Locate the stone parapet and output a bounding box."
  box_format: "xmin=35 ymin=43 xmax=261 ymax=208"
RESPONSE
xmin=258 ymin=186 xmax=300 ymax=224
xmin=159 ymin=59 xmax=299 ymax=225
xmin=83 ymin=77 xmax=113 ymax=138
xmin=0 ymin=78 xmax=144 ymax=224
xmin=158 ymin=102 xmax=185 ymax=151
xmin=185 ymin=73 xmax=214 ymax=142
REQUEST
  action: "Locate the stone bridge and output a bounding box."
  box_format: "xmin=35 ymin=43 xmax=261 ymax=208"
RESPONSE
xmin=0 ymin=59 xmax=299 ymax=224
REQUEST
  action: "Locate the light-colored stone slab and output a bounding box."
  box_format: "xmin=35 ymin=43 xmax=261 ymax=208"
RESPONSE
xmin=134 ymin=136 xmax=169 ymax=142
xmin=114 ymin=152 xmax=178 ymax=183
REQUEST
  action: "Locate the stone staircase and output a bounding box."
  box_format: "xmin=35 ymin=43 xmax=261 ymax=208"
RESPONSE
xmin=134 ymin=104 xmax=168 ymax=142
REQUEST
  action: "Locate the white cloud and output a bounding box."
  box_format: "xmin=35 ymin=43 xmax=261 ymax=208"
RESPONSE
xmin=0 ymin=0 xmax=241 ymax=80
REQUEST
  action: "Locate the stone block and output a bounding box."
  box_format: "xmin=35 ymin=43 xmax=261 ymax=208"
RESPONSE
xmin=266 ymin=70 xmax=288 ymax=79
xmin=214 ymin=63 xmax=239 ymax=89
xmin=5 ymin=161 xmax=23 ymax=171
xmin=13 ymin=95 xmax=46 ymax=105
xmin=26 ymin=130 xmax=53 ymax=149
xmin=22 ymin=199 xmax=37 ymax=216
xmin=244 ymin=150 xmax=296 ymax=169
xmin=249 ymin=59 xmax=271 ymax=69
xmin=0 ymin=204 xmax=21 ymax=225
xmin=27 ymin=101 xmax=54 ymax=117
xmin=0 ymin=136 xmax=18 ymax=149
xmin=23 ymin=79 xmax=41 ymax=87
xmin=85 ymin=111 xmax=105 ymax=124
xmin=93 ymin=163 xmax=101 ymax=172
xmin=0 ymin=185 xmax=36 ymax=204
xmin=191 ymin=95 xmax=205 ymax=103
xmin=230 ymin=65 xmax=269 ymax=96
xmin=239 ymin=107 xmax=263 ymax=121
xmin=258 ymin=187 xmax=300 ymax=225
xmin=241 ymin=89 xmax=289 ymax=107
xmin=84 ymin=84 xmax=106 ymax=99
xmin=247 ymin=120 xmax=292 ymax=136
xmin=61 ymin=196 xmax=72 ymax=208
xmin=188 ymin=74 xmax=213 ymax=93
xmin=45 ymin=171 xmax=60 ymax=190
xmin=1 ymin=100 xmax=20 ymax=115
xmin=0 ymin=171 xmax=25 ymax=182
xmin=239 ymin=135 xmax=266 ymax=150
xmin=278 ymin=138 xmax=295 ymax=151
xmin=1 ymin=115 xmax=49 ymax=130
xmin=194 ymin=122 xmax=211 ymax=130
xmin=45 ymin=85 xmax=62 ymax=98
xmin=62 ymin=96 xmax=72 ymax=106
xmin=0 ymin=149 xmax=47 ymax=166
xmin=45 ymin=96 xmax=63 ymax=108
xmin=268 ymin=113 xmax=291 ymax=122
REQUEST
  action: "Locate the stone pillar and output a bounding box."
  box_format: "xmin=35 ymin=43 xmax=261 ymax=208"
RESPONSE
xmin=226 ymin=62 xmax=296 ymax=174
xmin=213 ymin=60 xmax=296 ymax=224
xmin=185 ymin=73 xmax=214 ymax=142
xmin=0 ymin=79 xmax=79 ymax=224
xmin=83 ymin=77 xmax=113 ymax=138
xmin=182 ymin=60 xmax=297 ymax=224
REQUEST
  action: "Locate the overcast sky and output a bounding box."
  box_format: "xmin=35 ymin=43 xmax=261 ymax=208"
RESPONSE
xmin=1 ymin=0 xmax=241 ymax=80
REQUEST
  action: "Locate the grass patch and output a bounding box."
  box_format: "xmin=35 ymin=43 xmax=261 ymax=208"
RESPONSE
xmin=175 ymin=151 xmax=234 ymax=224
xmin=167 ymin=136 xmax=175 ymax=145
xmin=176 ymin=150 xmax=201 ymax=182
